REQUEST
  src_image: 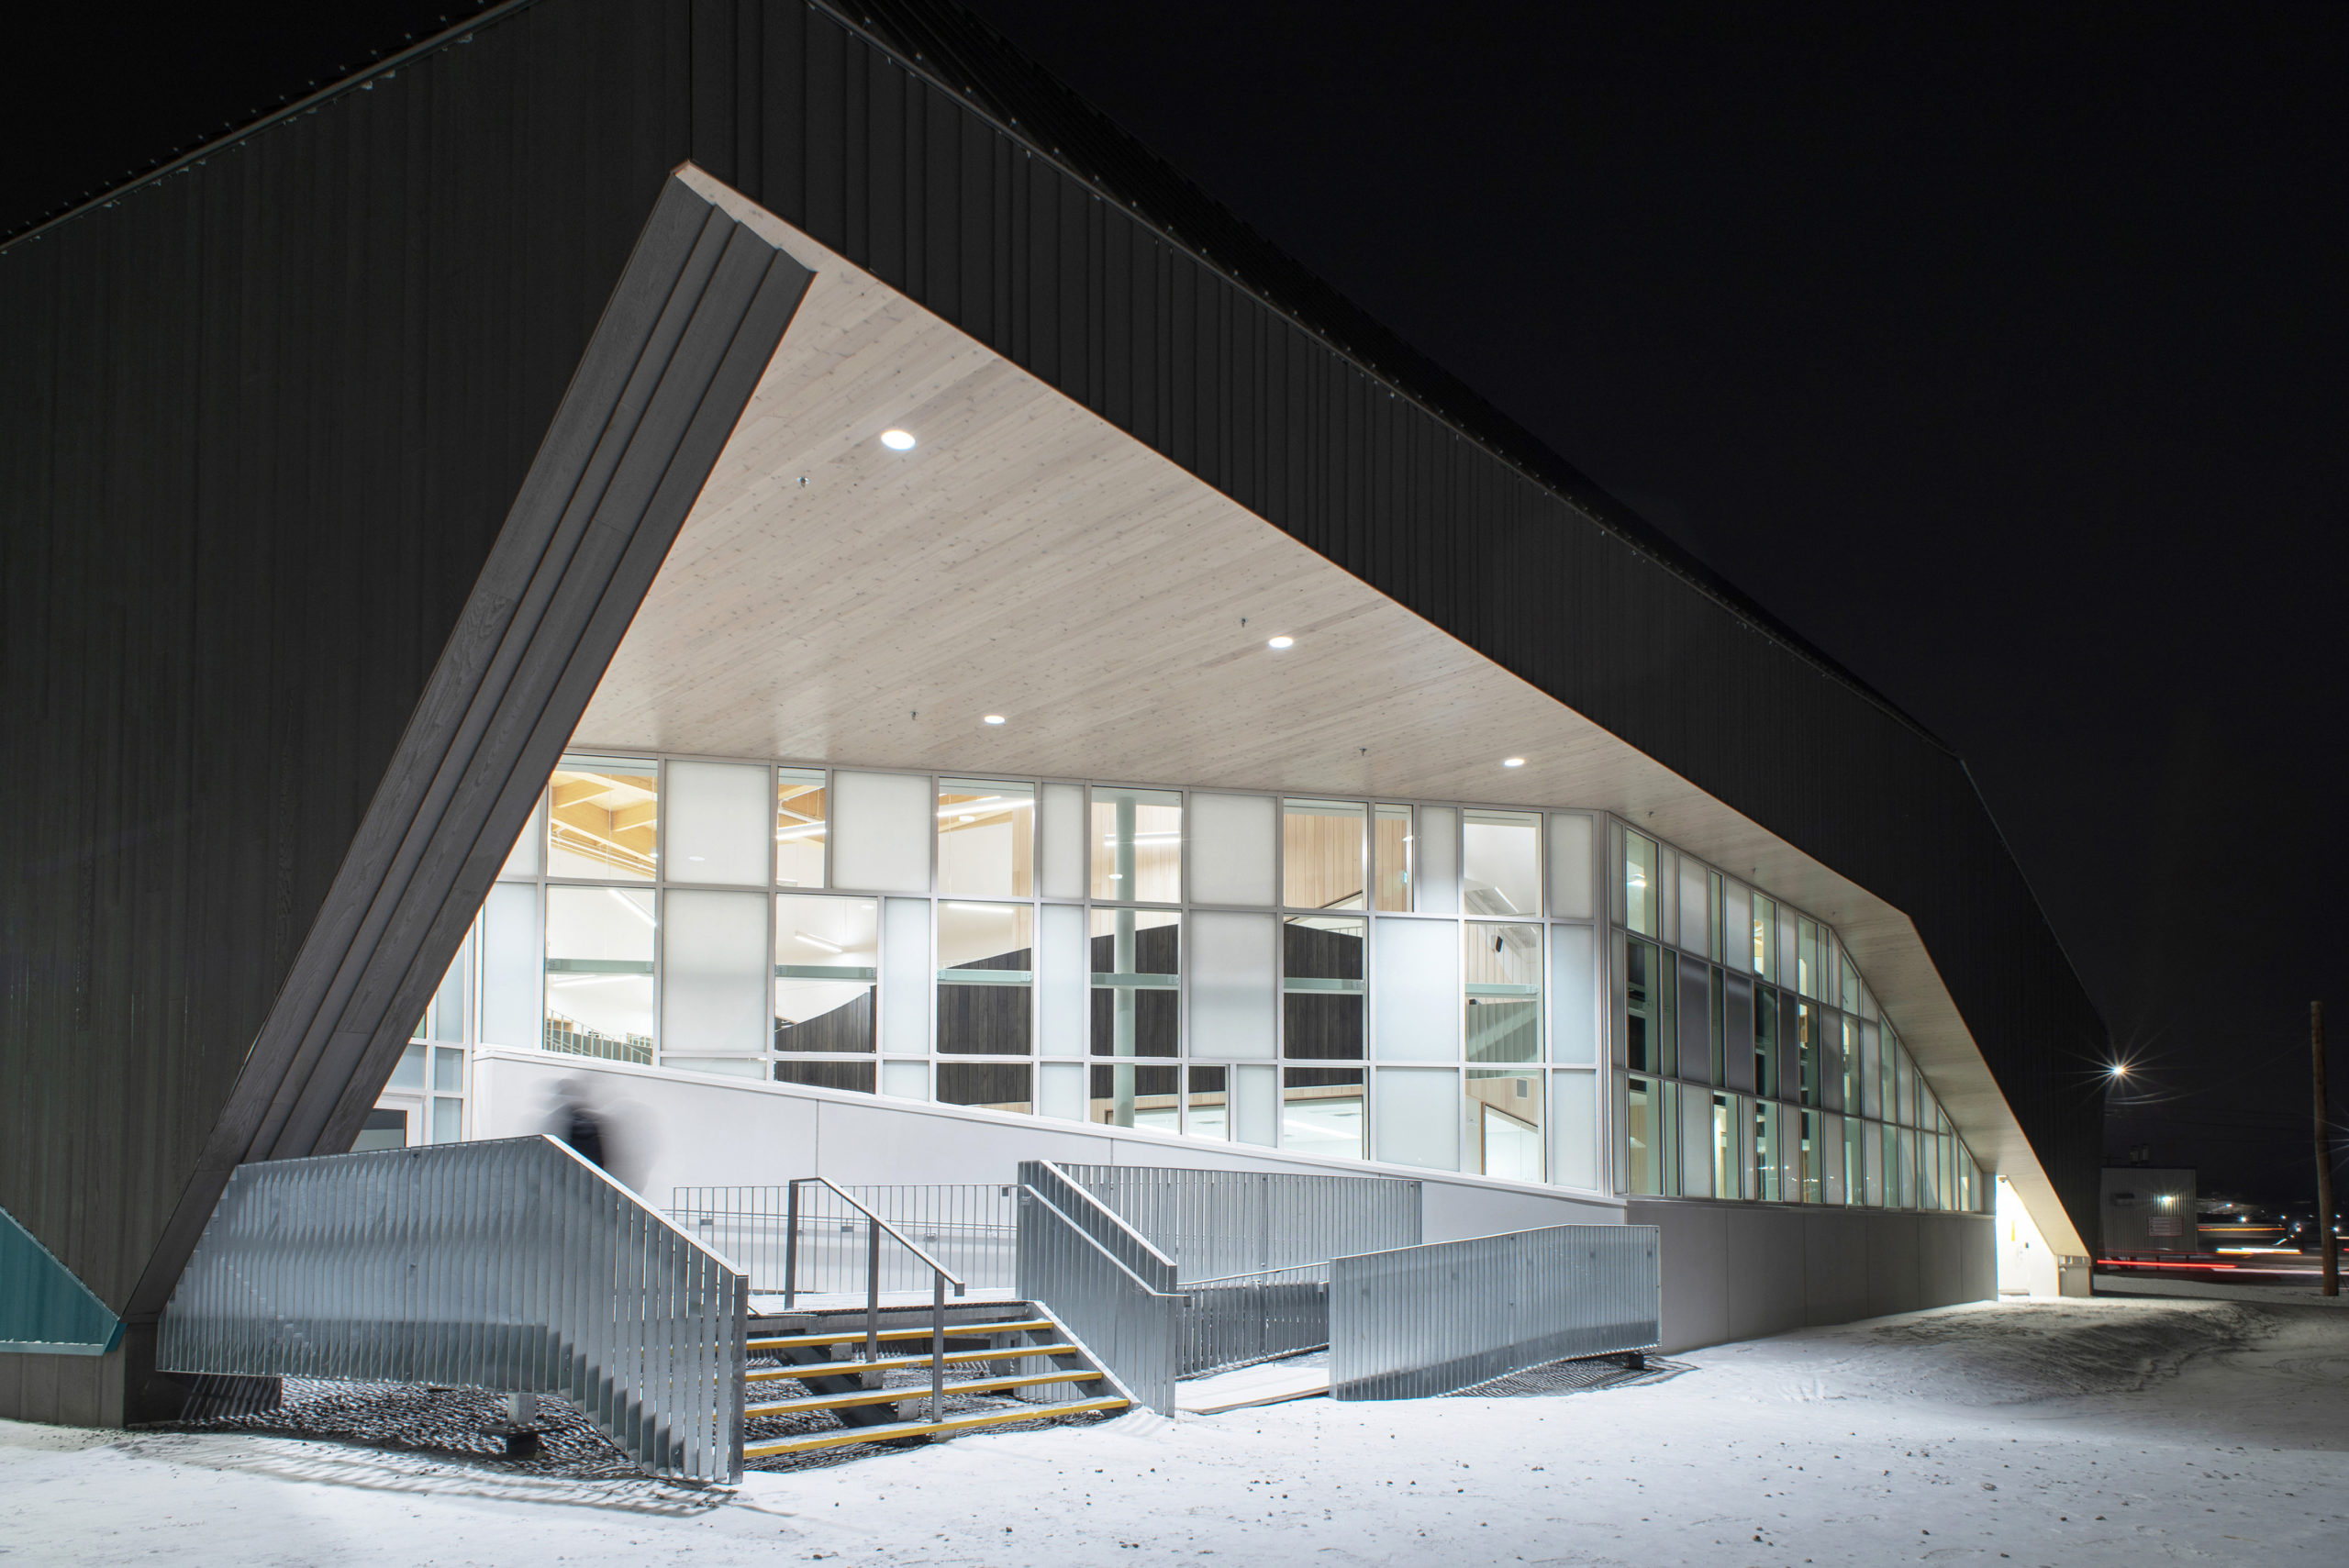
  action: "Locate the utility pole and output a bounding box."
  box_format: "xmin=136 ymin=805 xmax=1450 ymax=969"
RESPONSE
xmin=2317 ymin=1001 xmax=2338 ymax=1297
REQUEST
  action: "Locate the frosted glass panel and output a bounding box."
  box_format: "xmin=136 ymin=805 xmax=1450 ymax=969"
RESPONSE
xmin=1546 ymin=813 xmax=1592 ymax=919
xmin=665 ymin=762 xmax=770 ymax=885
xmin=1462 ymin=811 xmax=1539 ymax=919
xmin=882 ymin=1059 xmax=930 ymax=1099
xmin=1720 ymin=882 xmax=1751 ymax=974
xmin=1190 ymin=793 xmax=1276 ymax=906
xmin=1233 ymin=1063 xmax=1278 ymax=1147
xmin=937 ymin=780 xmax=1033 ymax=897
xmin=1187 ymin=910 xmax=1275 ymax=1059
xmin=1547 ymin=924 xmax=1596 ymax=1064
xmin=1037 ymin=902 xmax=1088 ymax=1058
xmin=661 ymin=890 xmax=768 ymax=1059
xmin=1040 ymin=783 xmax=1087 ymax=900
xmin=831 ymin=771 xmax=932 ymax=893
xmin=1678 ymin=858 xmax=1710 ymax=959
xmin=1373 ymin=1067 xmax=1459 ymax=1171
xmin=1551 ymin=1071 xmax=1598 ymax=1190
xmin=480 ymin=883 xmax=540 ymax=1049
xmin=1372 ymin=917 xmax=1457 ymax=1061
xmin=1039 ymin=1060 xmax=1085 ymax=1121
xmin=880 ymin=896 xmax=931 ymax=1054
xmin=1414 ymin=806 xmax=1459 ymax=914
xmin=500 ymin=797 xmax=541 ymax=879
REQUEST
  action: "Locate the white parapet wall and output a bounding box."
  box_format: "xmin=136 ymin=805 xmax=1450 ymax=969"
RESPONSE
xmin=470 ymin=1049 xmax=1625 ymax=1242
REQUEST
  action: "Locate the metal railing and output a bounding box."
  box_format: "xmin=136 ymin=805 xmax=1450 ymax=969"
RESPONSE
xmin=769 ymin=1178 xmax=969 ymax=1422
xmin=1015 ymin=1162 xmax=1183 ymax=1414
xmin=1055 ymin=1164 xmax=1419 ymax=1283
xmin=1178 ymin=1270 xmax=1330 ymax=1374
xmin=670 ymin=1184 xmax=1017 ymax=1296
xmin=158 ymin=1136 xmax=746 ymax=1483
xmin=1327 ymin=1224 xmax=1660 ymax=1400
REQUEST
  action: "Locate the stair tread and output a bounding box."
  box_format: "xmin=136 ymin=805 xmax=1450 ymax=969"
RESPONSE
xmin=748 ymin=1318 xmax=1054 ymax=1351
xmin=746 ymin=1369 xmax=1102 ymax=1416
xmin=742 ymin=1397 xmax=1130 ymax=1458
xmin=746 ymin=1343 xmax=1080 ymax=1382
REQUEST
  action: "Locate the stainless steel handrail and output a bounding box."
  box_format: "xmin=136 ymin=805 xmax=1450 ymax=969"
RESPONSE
xmin=779 ymin=1176 xmax=968 ymax=1422
xmin=1015 ymin=1183 xmax=1186 ymax=1414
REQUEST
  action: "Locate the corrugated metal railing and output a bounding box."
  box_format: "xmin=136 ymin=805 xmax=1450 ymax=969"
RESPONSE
xmin=1014 ymin=1162 xmax=1182 ymax=1414
xmin=1056 ymin=1164 xmax=1419 ymax=1282
xmin=160 ymin=1136 xmax=747 ymax=1483
xmin=1327 ymin=1224 xmax=1660 ymax=1400
xmin=669 ymin=1184 xmax=1017 ymax=1296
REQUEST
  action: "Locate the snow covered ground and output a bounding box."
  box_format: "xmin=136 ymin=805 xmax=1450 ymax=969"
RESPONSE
xmin=6 ymin=1297 xmax=2345 ymax=1566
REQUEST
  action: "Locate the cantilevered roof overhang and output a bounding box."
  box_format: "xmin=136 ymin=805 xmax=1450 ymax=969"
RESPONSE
xmin=582 ymin=169 xmax=2088 ymax=1255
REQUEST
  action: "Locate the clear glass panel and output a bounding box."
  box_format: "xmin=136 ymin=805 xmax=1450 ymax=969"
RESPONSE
xmin=666 ymin=761 xmax=771 ymax=885
xmin=549 ymin=758 xmax=658 ymax=881
xmin=1463 ymin=810 xmax=1539 ymax=918
xmin=1185 ymin=1064 xmax=1231 ymax=1140
xmin=1283 ymin=799 xmax=1366 ymax=911
xmin=544 ymin=885 xmax=655 ymax=1062
xmin=1375 ymin=1067 xmax=1459 ymax=1170
xmin=936 ymin=780 xmax=1033 ymax=897
xmin=774 ymin=895 xmax=878 ymax=1053
xmin=939 ymin=1062 xmax=1031 ymax=1115
xmin=433 ymin=1046 xmax=463 ymax=1093
xmin=1864 ymin=1119 xmax=1885 ymax=1206
xmin=1753 ymin=984 xmax=1779 ymax=1098
xmin=1548 ymin=923 xmax=1596 ymax=1065
xmin=774 ymin=769 xmax=828 ymax=888
xmin=1796 ymin=1002 xmax=1821 ymax=1107
xmin=1844 ymin=1113 xmax=1865 ymax=1206
xmin=1720 ymin=881 xmax=1750 ymax=975
xmin=1623 ymin=829 xmax=1658 ymax=935
xmin=1090 ymin=1062 xmax=1177 ymax=1129
xmin=1037 ymin=902 xmax=1088 ymax=1058
xmin=1188 ymin=910 xmax=1276 ymax=1059
xmin=1552 ymin=1070 xmax=1598 ymax=1189
xmin=1467 ymin=1070 xmax=1542 ymax=1181
xmin=1751 ymin=893 xmax=1776 ymax=980
xmin=1090 ymin=908 xmax=1179 ymax=1060
xmin=428 ymin=940 xmax=466 ymax=1042
xmin=1838 ymin=943 xmax=1862 ymax=1013
xmin=1092 ymin=786 xmax=1183 ymax=903
xmin=1753 ymin=1100 xmax=1780 ymax=1201
xmin=1712 ymin=1093 xmax=1740 ymax=1199
xmin=1842 ymin=1017 xmax=1864 ymax=1110
xmin=830 ymin=771 xmax=931 ymax=893
xmin=1679 ymin=1077 xmax=1713 ymax=1195
xmin=1233 ymin=1063 xmax=1280 ymax=1146
xmin=879 ymin=897 xmax=930 ymax=1055
xmin=1547 ymin=812 xmax=1593 ymax=919
xmin=353 ymin=1106 xmax=407 ymax=1151
xmin=1370 ymin=917 xmax=1455 ymax=1061
xmin=1625 ymin=937 xmax=1670 ymax=1075
xmin=1190 ymin=793 xmax=1276 ymax=906
xmin=1284 ymin=916 xmax=1364 ymax=1062
xmin=1373 ymin=806 xmax=1412 ymax=912
xmin=662 ymin=889 xmax=768 ymax=1060
xmin=1464 ymin=922 xmax=1541 ymax=1063
xmin=938 ymin=902 xmax=1034 ymax=1056
xmin=773 ymin=1060 xmax=875 ymax=1092
xmin=430 ymin=1097 xmax=462 ymax=1144
xmin=1625 ymin=1075 xmax=1662 ymax=1195
xmin=1795 ymin=916 xmax=1820 ymax=999
xmin=480 ymin=883 xmax=540 ymax=1049
xmin=1283 ymin=1068 xmax=1364 ymax=1160
xmin=1414 ymin=806 xmax=1459 ymax=914
xmin=1039 ymin=782 xmax=1087 ymax=900
xmin=500 ymin=796 xmax=542 ymax=880
xmin=390 ymin=1041 xmax=426 ymax=1091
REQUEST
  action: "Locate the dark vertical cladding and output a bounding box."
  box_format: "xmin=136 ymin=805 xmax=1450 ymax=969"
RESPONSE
xmin=0 ymin=0 xmax=2101 ymax=1416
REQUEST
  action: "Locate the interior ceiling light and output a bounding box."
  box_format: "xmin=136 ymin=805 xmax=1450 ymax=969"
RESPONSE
xmin=794 ymin=930 xmax=844 ymax=953
xmin=1266 ymin=635 xmax=1294 ymax=650
xmin=983 ymin=714 xmax=1007 ymax=725
xmin=880 ymin=428 xmax=917 ymax=451
xmin=1503 ymin=757 xmax=1526 ymax=768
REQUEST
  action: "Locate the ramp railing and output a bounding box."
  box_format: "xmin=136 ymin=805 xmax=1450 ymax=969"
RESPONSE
xmin=159 ymin=1136 xmax=746 ymax=1483
xmin=1014 ymin=1162 xmax=1183 ymax=1413
xmin=1054 ymin=1164 xmax=1419 ymax=1282
xmin=1327 ymin=1223 xmax=1660 ymax=1400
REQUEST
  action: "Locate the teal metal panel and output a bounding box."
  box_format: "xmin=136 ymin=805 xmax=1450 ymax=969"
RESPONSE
xmin=0 ymin=1204 xmax=121 ymax=1355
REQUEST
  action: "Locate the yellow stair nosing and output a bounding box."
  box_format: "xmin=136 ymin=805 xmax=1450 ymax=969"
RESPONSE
xmin=747 ymin=1318 xmax=1054 ymax=1351
xmin=745 ymin=1343 xmax=1078 ymax=1382
xmin=741 ymin=1397 xmax=1130 ymax=1458
xmin=745 ymin=1369 xmax=1102 ymax=1417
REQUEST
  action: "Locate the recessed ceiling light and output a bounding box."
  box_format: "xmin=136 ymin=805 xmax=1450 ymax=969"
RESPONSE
xmin=958 ymin=814 xmax=975 ymax=823
xmin=1503 ymin=757 xmax=1526 ymax=768
xmin=1266 ymin=635 xmax=1294 ymax=650
xmin=880 ymin=428 xmax=917 ymax=451
xmin=983 ymin=714 xmax=1007 ymax=725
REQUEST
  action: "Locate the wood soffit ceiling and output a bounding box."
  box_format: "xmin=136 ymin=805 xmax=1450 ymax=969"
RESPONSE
xmin=574 ymin=170 xmax=2082 ymax=1251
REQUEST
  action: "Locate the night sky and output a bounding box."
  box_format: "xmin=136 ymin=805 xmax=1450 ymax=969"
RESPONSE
xmin=7 ymin=4 xmax=2344 ymax=1209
